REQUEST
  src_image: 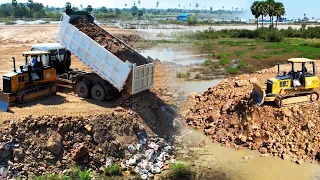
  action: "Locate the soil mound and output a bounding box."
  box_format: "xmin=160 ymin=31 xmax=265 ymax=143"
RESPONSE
xmin=185 ymin=72 xmax=320 ymax=164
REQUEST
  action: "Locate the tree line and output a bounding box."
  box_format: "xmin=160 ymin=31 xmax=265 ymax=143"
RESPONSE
xmin=250 ymin=0 xmax=285 ymax=28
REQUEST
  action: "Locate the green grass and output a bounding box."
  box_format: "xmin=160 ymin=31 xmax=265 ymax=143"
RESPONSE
xmin=218 ymin=58 xmax=230 ymax=66
xmin=252 ymin=54 xmax=271 ymax=59
xmin=215 ymin=53 xmax=232 ymax=59
xmin=203 ymin=59 xmax=213 ymax=66
xmin=227 ymin=67 xmax=240 ymax=74
xmin=218 ymin=40 xmax=250 ymax=46
xmin=169 ymin=162 xmax=192 ymax=180
xmin=248 ymin=47 xmax=257 ymax=50
xmin=235 ymin=50 xmax=245 ymax=57
xmin=104 ymin=165 xmax=122 ymax=176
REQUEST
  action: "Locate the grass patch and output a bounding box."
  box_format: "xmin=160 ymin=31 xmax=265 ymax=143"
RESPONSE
xmin=215 ymin=53 xmax=232 ymax=59
xmin=248 ymin=47 xmax=257 ymax=50
xmin=104 ymin=165 xmax=122 ymax=176
xmin=227 ymin=67 xmax=240 ymax=74
xmin=237 ymin=61 xmax=255 ymax=73
xmin=169 ymin=162 xmax=192 ymax=180
xmin=176 ymin=72 xmax=191 ymax=78
xmin=218 ymin=40 xmax=249 ymax=46
xmin=235 ymin=50 xmax=245 ymax=57
xmin=218 ymin=58 xmax=231 ymax=66
xmin=252 ymin=54 xmax=271 ymax=59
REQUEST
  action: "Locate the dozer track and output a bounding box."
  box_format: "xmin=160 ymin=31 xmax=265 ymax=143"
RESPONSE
xmin=275 ymin=90 xmax=319 ymax=107
xmin=16 ymin=83 xmax=57 ymax=104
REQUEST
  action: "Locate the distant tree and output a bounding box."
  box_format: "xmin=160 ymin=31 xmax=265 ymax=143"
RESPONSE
xmin=138 ymin=0 xmax=141 ymax=7
xmin=210 ymin=7 xmax=213 ymax=13
xmin=195 ymin=3 xmax=199 ymax=9
xmin=137 ymin=10 xmax=143 ymax=18
xmin=267 ymin=0 xmax=276 ymax=27
xmin=115 ymin=8 xmax=121 ymax=16
xmin=156 ymin=1 xmax=159 ymax=8
xmin=232 ymin=7 xmax=234 ymax=11
xmin=274 ymin=2 xmax=285 ymax=27
xmin=65 ymin=2 xmax=71 ymax=9
xmin=87 ymin=5 xmax=93 ymax=13
xmin=125 ymin=3 xmax=127 ymax=7
xmin=131 ymin=5 xmax=138 ymax=16
xmin=259 ymin=1 xmax=268 ymax=28
xmin=189 ymin=3 xmax=191 ymax=7
xmin=178 ymin=4 xmax=180 ymax=8
xmin=80 ymin=4 xmax=83 ymax=10
xmin=27 ymin=0 xmax=34 ymax=17
xmin=12 ymin=0 xmax=17 ymax=7
xmin=251 ymin=1 xmax=260 ymax=29
xmin=32 ymin=3 xmax=44 ymax=12
xmin=109 ymin=8 xmax=113 ymax=13
xmin=72 ymin=6 xmax=78 ymax=11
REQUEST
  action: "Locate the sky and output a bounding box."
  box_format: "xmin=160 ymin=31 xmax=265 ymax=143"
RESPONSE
xmin=0 ymin=0 xmax=319 ymax=18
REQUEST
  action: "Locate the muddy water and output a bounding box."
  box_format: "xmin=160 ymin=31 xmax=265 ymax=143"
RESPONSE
xmin=181 ymin=128 xmax=320 ymax=180
xmin=139 ymin=44 xmax=208 ymax=66
xmin=178 ymin=79 xmax=222 ymax=97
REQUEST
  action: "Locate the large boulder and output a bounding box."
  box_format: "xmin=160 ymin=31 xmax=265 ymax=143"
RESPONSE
xmin=46 ymin=133 xmax=62 ymax=155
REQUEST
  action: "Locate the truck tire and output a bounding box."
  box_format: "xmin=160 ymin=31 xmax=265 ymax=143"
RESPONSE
xmin=91 ymin=84 xmax=106 ymax=101
xmin=76 ymin=80 xmax=92 ymax=98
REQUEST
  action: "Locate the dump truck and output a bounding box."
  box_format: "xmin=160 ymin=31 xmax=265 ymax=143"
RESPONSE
xmin=0 ymin=12 xmax=155 ymax=111
xmin=56 ymin=13 xmax=155 ymax=99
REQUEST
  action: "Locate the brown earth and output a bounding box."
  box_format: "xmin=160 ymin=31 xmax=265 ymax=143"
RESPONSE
xmin=184 ymin=63 xmax=320 ymax=165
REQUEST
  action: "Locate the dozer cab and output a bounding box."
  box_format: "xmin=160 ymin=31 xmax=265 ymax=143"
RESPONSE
xmin=0 ymin=51 xmax=57 ymax=112
xmin=251 ymin=58 xmax=319 ymax=107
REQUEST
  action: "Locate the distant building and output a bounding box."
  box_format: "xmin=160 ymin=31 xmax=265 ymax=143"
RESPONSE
xmin=177 ymin=14 xmax=190 ymax=21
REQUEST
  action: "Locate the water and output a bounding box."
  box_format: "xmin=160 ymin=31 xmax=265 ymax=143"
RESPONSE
xmin=182 ymin=128 xmax=320 ymax=180
xmin=178 ymin=79 xmax=222 ymax=97
xmin=139 ymin=48 xmax=208 ymax=66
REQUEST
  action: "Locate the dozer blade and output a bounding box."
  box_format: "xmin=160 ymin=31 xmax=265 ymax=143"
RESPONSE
xmin=0 ymin=91 xmax=9 ymax=112
xmin=251 ymin=83 xmax=266 ymax=106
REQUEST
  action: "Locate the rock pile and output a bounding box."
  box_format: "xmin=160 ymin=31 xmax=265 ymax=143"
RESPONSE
xmin=185 ymin=76 xmax=320 ymax=164
xmin=123 ymin=134 xmax=175 ymax=179
xmin=0 ymin=109 xmax=157 ymax=179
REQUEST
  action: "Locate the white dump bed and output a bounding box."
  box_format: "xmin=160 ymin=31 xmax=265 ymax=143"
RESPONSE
xmin=57 ymin=13 xmax=131 ymax=91
xmin=57 ymin=13 xmax=154 ymax=94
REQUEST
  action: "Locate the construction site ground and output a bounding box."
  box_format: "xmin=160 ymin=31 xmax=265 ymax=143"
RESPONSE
xmin=1 ymin=24 xmax=320 ymax=179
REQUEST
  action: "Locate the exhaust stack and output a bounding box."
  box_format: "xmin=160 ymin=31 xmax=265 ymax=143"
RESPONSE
xmin=12 ymin=57 xmax=16 ymax=73
xmin=277 ymin=63 xmax=280 ymax=76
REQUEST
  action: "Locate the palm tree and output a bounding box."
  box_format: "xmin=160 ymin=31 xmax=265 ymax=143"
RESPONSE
xmin=156 ymin=1 xmax=159 ymax=8
xmin=274 ymin=2 xmax=285 ymax=28
xmin=189 ymin=3 xmax=191 ymax=8
xmin=125 ymin=3 xmax=127 ymax=8
xmin=251 ymin=1 xmax=261 ymax=29
xmin=138 ymin=0 xmax=141 ymax=7
xmin=210 ymin=7 xmax=213 ymax=13
xmin=195 ymin=3 xmax=199 ymax=10
xmin=259 ymin=1 xmax=268 ymax=28
xmin=267 ymin=0 xmax=276 ymax=28
xmin=178 ymin=4 xmax=180 ymax=8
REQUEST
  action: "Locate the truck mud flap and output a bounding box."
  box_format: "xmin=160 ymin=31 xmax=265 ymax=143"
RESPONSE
xmin=0 ymin=92 xmax=9 ymax=112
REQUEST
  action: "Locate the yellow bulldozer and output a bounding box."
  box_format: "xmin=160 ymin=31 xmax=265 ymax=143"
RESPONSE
xmin=251 ymin=58 xmax=319 ymax=107
xmin=0 ymin=51 xmax=58 ymax=111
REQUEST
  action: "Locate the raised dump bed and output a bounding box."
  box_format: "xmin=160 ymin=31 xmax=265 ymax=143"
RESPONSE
xmin=57 ymin=13 xmax=154 ymax=94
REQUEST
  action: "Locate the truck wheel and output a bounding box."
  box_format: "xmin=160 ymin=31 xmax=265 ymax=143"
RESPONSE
xmin=76 ymin=80 xmax=92 ymax=98
xmin=91 ymin=84 xmax=106 ymax=101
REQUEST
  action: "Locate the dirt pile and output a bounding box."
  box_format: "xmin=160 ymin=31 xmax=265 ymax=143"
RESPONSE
xmin=185 ymin=72 xmax=320 ymax=164
xmin=0 ymin=110 xmax=157 ymax=178
xmin=72 ymin=18 xmax=137 ymax=64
